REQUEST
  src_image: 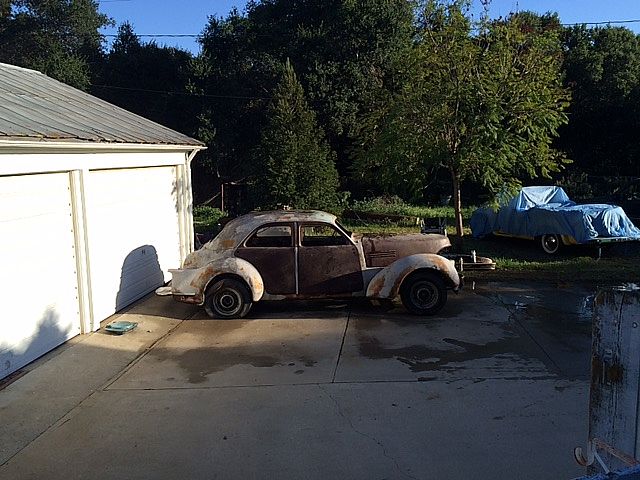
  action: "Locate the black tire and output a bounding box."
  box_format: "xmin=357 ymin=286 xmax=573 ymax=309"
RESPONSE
xmin=400 ymin=271 xmax=447 ymax=316
xmin=204 ymin=278 xmax=252 ymax=319
xmin=540 ymin=234 xmax=561 ymax=254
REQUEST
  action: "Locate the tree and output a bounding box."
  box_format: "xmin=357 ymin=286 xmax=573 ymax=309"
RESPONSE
xmin=191 ymin=0 xmax=415 ymax=203
xmin=560 ymin=25 xmax=640 ymax=179
xmin=352 ymin=1 xmax=570 ymax=236
xmin=252 ymin=60 xmax=340 ymax=210
xmin=0 ymin=0 xmax=110 ymax=89
xmin=92 ymin=22 xmax=196 ymax=135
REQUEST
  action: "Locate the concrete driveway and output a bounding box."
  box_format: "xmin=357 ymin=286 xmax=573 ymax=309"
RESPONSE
xmin=0 ymin=282 xmax=592 ymax=479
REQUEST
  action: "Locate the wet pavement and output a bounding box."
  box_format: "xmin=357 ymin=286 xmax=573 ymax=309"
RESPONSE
xmin=1 ymin=281 xmax=595 ymax=479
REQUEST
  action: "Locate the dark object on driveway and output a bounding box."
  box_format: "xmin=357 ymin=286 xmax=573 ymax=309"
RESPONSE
xmin=157 ymin=210 xmax=461 ymax=318
xmin=470 ymin=186 xmax=640 ymax=254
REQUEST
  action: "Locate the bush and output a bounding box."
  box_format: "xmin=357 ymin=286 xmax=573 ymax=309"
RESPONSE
xmin=350 ymin=195 xmax=476 ymax=223
xmin=193 ymin=205 xmax=226 ymax=233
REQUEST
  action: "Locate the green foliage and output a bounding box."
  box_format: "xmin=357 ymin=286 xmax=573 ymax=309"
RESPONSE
xmin=350 ymin=196 xmax=476 ymax=222
xmin=560 ymin=26 xmax=640 ymax=177
xmin=91 ymin=22 xmax=196 ymax=135
xmin=191 ymin=0 xmax=415 ymax=199
xmin=0 ymin=0 xmax=111 ymax=89
xmin=251 ymin=60 xmax=341 ymax=210
xmin=193 ymin=205 xmax=226 ymax=233
xmin=352 ymin=2 xmax=570 ymax=236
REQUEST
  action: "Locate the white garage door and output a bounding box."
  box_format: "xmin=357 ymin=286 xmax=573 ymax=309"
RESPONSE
xmin=87 ymin=167 xmax=181 ymax=322
xmin=0 ymin=173 xmax=81 ymax=378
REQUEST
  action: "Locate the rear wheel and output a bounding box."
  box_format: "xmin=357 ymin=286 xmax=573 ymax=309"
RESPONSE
xmin=400 ymin=271 xmax=447 ymax=316
xmin=204 ymin=278 xmax=252 ymax=319
xmin=540 ymin=234 xmax=561 ymax=254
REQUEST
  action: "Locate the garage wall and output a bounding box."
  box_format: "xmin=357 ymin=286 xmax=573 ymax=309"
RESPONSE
xmin=85 ymin=166 xmax=183 ymax=323
xmin=0 ymin=172 xmax=82 ymax=378
xmin=0 ymin=149 xmax=197 ymax=379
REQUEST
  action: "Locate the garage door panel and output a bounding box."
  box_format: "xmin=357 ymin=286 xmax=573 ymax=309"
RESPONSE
xmin=0 ymin=173 xmax=81 ymax=378
xmin=87 ymin=167 xmax=181 ymax=321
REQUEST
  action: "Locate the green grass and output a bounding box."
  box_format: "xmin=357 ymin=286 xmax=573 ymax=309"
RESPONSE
xmin=350 ymin=196 xmax=476 ymax=222
xmin=451 ymin=235 xmax=640 ymax=284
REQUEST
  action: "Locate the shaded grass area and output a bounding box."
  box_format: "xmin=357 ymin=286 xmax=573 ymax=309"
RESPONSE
xmin=455 ymin=235 xmax=640 ymax=284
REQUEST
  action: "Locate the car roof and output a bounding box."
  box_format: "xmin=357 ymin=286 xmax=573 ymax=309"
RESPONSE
xmin=206 ymin=210 xmax=338 ymax=252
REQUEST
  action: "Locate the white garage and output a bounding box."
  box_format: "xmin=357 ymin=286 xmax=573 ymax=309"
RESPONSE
xmin=0 ymin=63 xmax=204 ymax=379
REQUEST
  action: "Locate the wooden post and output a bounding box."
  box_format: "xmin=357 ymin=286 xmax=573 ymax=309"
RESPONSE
xmin=579 ymin=287 xmax=640 ymax=475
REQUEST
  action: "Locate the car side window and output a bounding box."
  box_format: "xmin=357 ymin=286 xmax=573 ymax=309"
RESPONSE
xmin=245 ymin=225 xmax=292 ymax=248
xmin=300 ymin=224 xmax=350 ymax=247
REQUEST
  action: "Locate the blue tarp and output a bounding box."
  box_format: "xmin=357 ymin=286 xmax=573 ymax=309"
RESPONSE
xmin=470 ymin=186 xmax=640 ymax=243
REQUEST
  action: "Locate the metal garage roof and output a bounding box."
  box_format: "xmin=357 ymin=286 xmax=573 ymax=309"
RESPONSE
xmin=0 ymin=63 xmax=204 ymax=147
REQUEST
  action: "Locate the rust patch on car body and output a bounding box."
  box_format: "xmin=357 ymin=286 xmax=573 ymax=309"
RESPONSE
xmin=366 ymin=254 xmax=460 ymax=300
xmin=361 ymin=234 xmax=451 ymax=268
xmin=170 ymin=257 xmax=264 ymax=304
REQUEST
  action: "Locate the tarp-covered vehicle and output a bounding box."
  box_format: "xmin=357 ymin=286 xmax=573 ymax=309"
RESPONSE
xmin=470 ymin=186 xmax=640 ymax=254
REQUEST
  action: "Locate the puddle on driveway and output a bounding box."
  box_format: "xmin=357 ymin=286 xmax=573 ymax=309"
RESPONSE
xmin=474 ymin=281 xmax=596 ymax=323
xmin=149 ymin=346 xmax=318 ymax=384
xmin=356 ymin=328 xmax=556 ymax=377
xmin=354 ymin=281 xmax=600 ymax=380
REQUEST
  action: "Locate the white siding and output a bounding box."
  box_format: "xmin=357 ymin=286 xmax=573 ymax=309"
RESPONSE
xmin=86 ymin=166 xmax=182 ymax=321
xmin=0 ymin=173 xmax=81 ymax=378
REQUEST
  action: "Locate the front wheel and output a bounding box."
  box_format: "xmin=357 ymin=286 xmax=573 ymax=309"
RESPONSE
xmin=540 ymin=234 xmax=561 ymax=254
xmin=204 ymin=278 xmax=252 ymax=319
xmin=400 ymin=271 xmax=447 ymax=316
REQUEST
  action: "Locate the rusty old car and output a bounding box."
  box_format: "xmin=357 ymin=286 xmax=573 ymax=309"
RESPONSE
xmin=157 ymin=210 xmax=461 ymax=318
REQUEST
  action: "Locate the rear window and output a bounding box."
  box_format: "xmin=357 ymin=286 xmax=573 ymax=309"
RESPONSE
xmin=245 ymin=225 xmax=292 ymax=248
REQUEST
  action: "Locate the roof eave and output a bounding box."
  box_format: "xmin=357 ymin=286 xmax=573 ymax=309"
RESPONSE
xmin=0 ymin=139 xmax=207 ymax=153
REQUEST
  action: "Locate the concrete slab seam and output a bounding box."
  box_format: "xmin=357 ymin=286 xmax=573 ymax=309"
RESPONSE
xmin=101 ymin=375 xmax=571 ymax=393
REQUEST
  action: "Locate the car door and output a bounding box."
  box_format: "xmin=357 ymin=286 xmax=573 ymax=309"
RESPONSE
xmin=297 ymin=222 xmax=364 ymax=295
xmin=235 ymin=223 xmax=296 ymax=295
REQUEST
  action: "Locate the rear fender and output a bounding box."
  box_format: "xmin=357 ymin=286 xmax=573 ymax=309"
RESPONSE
xmin=170 ymin=257 xmax=264 ymax=303
xmin=366 ymin=254 xmax=460 ymax=300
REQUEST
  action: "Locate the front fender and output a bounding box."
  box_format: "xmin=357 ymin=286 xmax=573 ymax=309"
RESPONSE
xmin=170 ymin=257 xmax=265 ymax=303
xmin=366 ymin=254 xmax=460 ymax=299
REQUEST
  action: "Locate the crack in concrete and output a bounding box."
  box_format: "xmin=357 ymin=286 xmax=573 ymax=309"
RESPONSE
xmin=331 ymin=308 xmax=351 ymax=383
xmin=317 ymin=384 xmax=420 ymax=480
xmin=481 ymin=291 xmax=565 ymax=376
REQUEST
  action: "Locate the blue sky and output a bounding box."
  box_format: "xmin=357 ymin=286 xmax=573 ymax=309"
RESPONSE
xmin=98 ymin=0 xmax=640 ymax=54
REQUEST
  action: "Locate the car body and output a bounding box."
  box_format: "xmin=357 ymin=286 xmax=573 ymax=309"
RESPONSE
xmin=470 ymin=186 xmax=640 ymax=254
xmin=158 ymin=210 xmax=461 ymax=318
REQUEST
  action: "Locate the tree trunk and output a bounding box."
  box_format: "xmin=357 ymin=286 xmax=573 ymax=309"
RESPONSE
xmin=451 ymin=170 xmax=464 ymax=237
